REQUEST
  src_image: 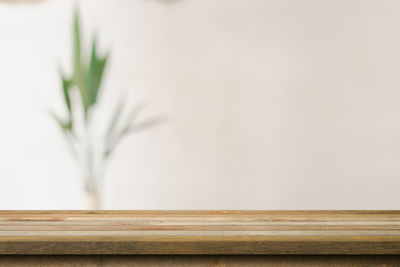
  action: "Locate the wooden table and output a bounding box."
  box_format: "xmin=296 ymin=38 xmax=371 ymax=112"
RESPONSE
xmin=0 ymin=210 xmax=399 ymax=266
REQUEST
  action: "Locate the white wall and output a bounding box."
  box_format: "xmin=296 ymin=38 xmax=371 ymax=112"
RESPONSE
xmin=0 ymin=0 xmax=399 ymax=209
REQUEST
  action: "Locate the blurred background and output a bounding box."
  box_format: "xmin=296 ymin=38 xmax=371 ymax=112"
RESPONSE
xmin=0 ymin=0 xmax=399 ymax=209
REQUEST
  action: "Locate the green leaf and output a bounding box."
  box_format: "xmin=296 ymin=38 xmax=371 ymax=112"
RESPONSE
xmin=103 ymin=103 xmax=143 ymax=158
xmin=73 ymin=9 xmax=90 ymax=120
xmin=104 ymin=112 xmax=164 ymax=158
xmin=105 ymin=96 xmax=125 ymax=142
xmin=73 ymin=10 xmax=81 ymax=80
xmin=61 ymin=74 xmax=72 ymax=117
xmin=93 ymin=55 xmax=108 ymax=103
xmin=87 ymin=39 xmax=108 ymax=107
xmin=48 ymin=110 xmax=73 ymax=133
xmin=49 ymin=110 xmax=78 ymax=158
xmin=128 ymin=116 xmax=165 ymax=134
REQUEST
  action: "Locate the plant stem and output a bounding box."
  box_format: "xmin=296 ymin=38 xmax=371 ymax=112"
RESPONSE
xmin=84 ymin=121 xmax=96 ymax=196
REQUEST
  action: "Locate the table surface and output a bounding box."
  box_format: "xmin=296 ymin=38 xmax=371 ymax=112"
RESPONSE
xmin=0 ymin=210 xmax=399 ymax=254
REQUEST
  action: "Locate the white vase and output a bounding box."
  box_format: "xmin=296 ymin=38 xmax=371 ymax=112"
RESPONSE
xmin=86 ymin=191 xmax=101 ymax=210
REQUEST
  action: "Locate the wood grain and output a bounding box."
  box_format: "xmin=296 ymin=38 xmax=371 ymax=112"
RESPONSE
xmin=0 ymin=255 xmax=400 ymax=267
xmin=0 ymin=210 xmax=399 ymax=254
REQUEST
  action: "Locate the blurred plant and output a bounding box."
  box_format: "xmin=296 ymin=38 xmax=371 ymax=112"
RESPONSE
xmin=50 ymin=10 xmax=162 ymax=209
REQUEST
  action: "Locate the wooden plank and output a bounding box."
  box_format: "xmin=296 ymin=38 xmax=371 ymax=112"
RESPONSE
xmin=0 ymin=211 xmax=399 ymax=254
xmin=0 ymin=255 xmax=400 ymax=267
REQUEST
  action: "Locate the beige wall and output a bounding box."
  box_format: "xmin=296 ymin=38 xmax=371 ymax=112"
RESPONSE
xmin=0 ymin=0 xmax=399 ymax=209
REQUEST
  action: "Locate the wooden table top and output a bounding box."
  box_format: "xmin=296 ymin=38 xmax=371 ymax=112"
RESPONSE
xmin=0 ymin=210 xmax=399 ymax=254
